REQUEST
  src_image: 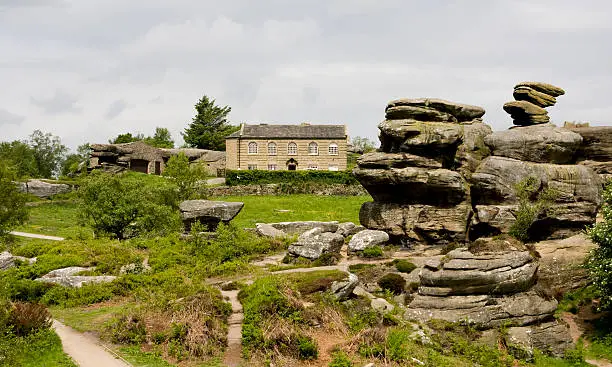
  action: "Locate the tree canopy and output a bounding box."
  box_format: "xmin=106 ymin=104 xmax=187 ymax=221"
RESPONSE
xmin=0 ymin=130 xmax=67 ymax=179
xmin=182 ymin=95 xmax=239 ymax=151
xmin=109 ymin=127 xmax=174 ymax=148
xmin=0 ymin=161 xmax=28 ymax=235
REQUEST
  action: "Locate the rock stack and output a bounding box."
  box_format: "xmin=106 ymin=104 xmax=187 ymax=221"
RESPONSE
xmin=354 ymin=98 xmax=492 ymax=246
xmin=471 ymin=82 xmax=602 ymax=240
xmin=503 ymin=82 xmax=565 ymax=126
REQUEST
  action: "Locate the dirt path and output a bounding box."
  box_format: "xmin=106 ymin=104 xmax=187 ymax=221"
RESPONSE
xmin=221 ymin=290 xmax=244 ymax=367
xmin=52 ymin=320 xmax=132 ymax=367
xmin=10 ymin=231 xmax=64 ymax=241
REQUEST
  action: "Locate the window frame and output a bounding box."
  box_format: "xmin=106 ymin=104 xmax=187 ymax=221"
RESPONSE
xmin=267 ymin=142 xmax=277 ymax=156
xmin=328 ymin=143 xmax=339 ymax=156
xmin=267 ymin=164 xmax=277 ymax=171
xmin=247 ymin=142 xmax=258 ymax=154
xmin=288 ymin=142 xmax=298 ymax=155
xmin=247 ymin=164 xmax=258 ymax=170
xmin=308 ymin=142 xmax=319 ymax=155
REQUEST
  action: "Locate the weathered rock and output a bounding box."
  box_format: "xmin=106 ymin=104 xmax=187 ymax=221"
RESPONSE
xmin=359 ymin=201 xmax=471 ymax=245
xmin=36 ymin=267 xmax=116 ymax=288
xmin=353 ymin=166 xmax=468 ymax=205
xmin=0 ymin=252 xmax=36 ymax=270
xmin=179 ymin=200 xmax=244 ymax=231
xmin=336 ymin=222 xmax=366 ymax=237
xmin=270 ymin=221 xmax=339 ymax=235
xmin=371 ymin=297 xmax=395 ymax=313
xmin=331 ymin=273 xmax=359 ymax=301
xmin=503 ymin=101 xmax=550 ymax=125
xmin=287 ymin=231 xmax=344 ymax=260
xmin=419 ymin=248 xmax=537 ymax=296
xmin=515 ymin=82 xmax=565 ymax=97
xmin=255 ymin=223 xmax=288 ymax=239
xmin=385 ymin=105 xmax=458 ymax=122
xmin=357 ymin=152 xmax=443 ymax=169
xmin=405 ymin=291 xmax=557 ymax=328
xmin=119 ymin=261 xmax=151 ymax=275
xmin=454 ymin=122 xmax=493 ymax=176
xmin=484 ymin=125 xmax=582 ymax=164
xmin=386 ymin=98 xmax=485 ymax=122
xmin=506 ymin=322 xmax=573 ymax=359
xmin=348 ymin=230 xmax=390 ymax=252
xmin=378 ymin=120 xmax=464 ymax=154
xmin=569 ymin=126 xmax=612 ymax=177
xmin=20 ymin=179 xmax=72 ymax=199
xmin=513 ymin=86 xmax=557 ymax=108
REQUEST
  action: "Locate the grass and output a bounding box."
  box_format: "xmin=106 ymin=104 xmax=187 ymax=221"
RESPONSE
xmin=51 ymin=303 xmax=131 ymax=332
xmin=15 ymin=201 xmax=93 ymax=239
xmin=12 ymin=329 xmax=77 ymax=367
xmin=217 ymin=194 xmax=371 ymax=228
xmin=118 ymin=346 xmax=176 ymax=367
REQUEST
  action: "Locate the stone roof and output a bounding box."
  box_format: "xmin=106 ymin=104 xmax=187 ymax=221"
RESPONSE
xmin=227 ymin=123 xmax=346 ymax=139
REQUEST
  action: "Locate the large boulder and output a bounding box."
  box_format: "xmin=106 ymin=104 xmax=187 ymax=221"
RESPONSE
xmin=287 ymin=229 xmax=344 ymax=260
xmin=331 ymin=273 xmax=359 ymax=301
xmin=179 ymin=200 xmax=244 ymax=231
xmin=454 ymin=122 xmax=493 ymax=176
xmin=515 ymin=82 xmax=565 ymax=97
xmin=506 ymin=322 xmax=573 ymax=359
xmin=359 ymin=201 xmax=471 ymax=245
xmin=357 ymin=152 xmax=442 ymax=170
xmin=378 ymin=120 xmax=464 ymax=155
xmin=36 ymin=267 xmax=116 ymax=288
xmin=255 ymin=223 xmax=288 ymax=239
xmin=353 ymin=166 xmax=468 ymax=205
xmin=484 ymin=125 xmax=583 ymax=164
xmin=568 ymin=126 xmax=612 ymax=177
xmin=513 ymin=86 xmax=557 ymax=108
xmin=385 ymin=98 xmax=485 ymax=122
xmin=269 ymin=221 xmax=339 ymax=235
xmin=21 ymin=179 xmax=72 ymax=199
xmin=503 ymin=101 xmax=550 ymax=125
xmin=405 ymin=291 xmax=557 ymax=329
xmin=348 ymin=230 xmax=389 ymax=252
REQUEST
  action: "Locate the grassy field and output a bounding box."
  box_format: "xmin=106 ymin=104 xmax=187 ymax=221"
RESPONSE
xmin=15 ymin=201 xmax=93 ymax=239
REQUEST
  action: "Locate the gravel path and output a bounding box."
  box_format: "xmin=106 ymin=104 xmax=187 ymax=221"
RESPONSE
xmin=221 ymin=290 xmax=244 ymax=367
xmin=10 ymin=231 xmax=64 ymax=241
xmin=53 ymin=320 xmax=132 ymax=367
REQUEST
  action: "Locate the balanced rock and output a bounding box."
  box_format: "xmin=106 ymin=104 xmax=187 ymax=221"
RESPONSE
xmin=484 ymin=124 xmax=583 ymax=164
xmin=503 ymin=101 xmax=550 ymax=125
xmin=515 ymin=82 xmax=565 ymax=97
xmin=513 ymin=86 xmax=557 ymax=108
xmin=287 ymin=228 xmax=344 ymax=260
xmin=180 ymin=200 xmax=244 ymax=231
xmin=348 ymin=229 xmax=389 ymax=252
xmin=386 ymin=98 xmax=485 ymax=122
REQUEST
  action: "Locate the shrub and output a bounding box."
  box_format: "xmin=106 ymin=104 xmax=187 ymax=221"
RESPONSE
xmin=8 ymin=302 xmax=52 ymax=336
xmin=0 ymin=161 xmax=28 ymax=236
xmin=105 ymin=314 xmax=147 ymax=344
xmin=361 ymin=246 xmax=384 ymax=258
xmin=508 ymin=176 xmax=557 ymax=242
xmin=225 ymin=169 xmax=358 ymax=186
xmin=329 ymin=351 xmax=353 ymax=367
xmin=297 ymin=335 xmax=318 ymax=360
xmin=392 ymin=259 xmax=417 ymax=274
xmin=587 ymin=181 xmax=612 ymax=310
xmin=377 ymin=273 xmax=406 ymax=295
xmin=162 ymin=152 xmax=209 ymax=200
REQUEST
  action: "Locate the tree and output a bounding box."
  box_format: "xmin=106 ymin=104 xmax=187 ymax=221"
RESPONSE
xmin=351 ymin=136 xmax=377 ymax=154
xmin=163 ymin=152 xmax=208 ymax=200
xmin=144 ymin=127 xmax=174 ymax=148
xmin=0 ymin=161 xmax=28 ymax=236
xmin=0 ymin=141 xmax=38 ymax=178
xmin=27 ymin=130 xmax=67 ymax=178
xmin=587 ymin=182 xmax=612 ymax=310
xmin=182 ymin=95 xmax=239 ymax=151
xmin=109 ymin=133 xmax=144 ymax=144
xmin=61 ymin=144 xmax=91 ymax=177
xmin=78 ymin=171 xmax=180 ymax=239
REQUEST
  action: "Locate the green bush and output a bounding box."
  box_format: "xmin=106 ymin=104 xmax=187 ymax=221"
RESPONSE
xmin=329 ymin=351 xmax=353 ymax=367
xmin=105 ymin=314 xmax=148 ymax=345
xmin=0 ymin=161 xmax=28 ymax=235
xmin=361 ymin=246 xmax=384 ymax=258
xmin=377 ymin=273 xmax=406 ymax=295
xmin=587 ymin=181 xmax=612 ymax=310
xmin=509 ymin=176 xmax=557 ymax=242
xmin=225 ymin=169 xmax=358 ymax=186
xmin=392 ymin=259 xmax=417 ymax=274
xmin=162 ymin=152 xmax=208 ymax=200
xmin=297 ymin=335 xmax=318 ymax=360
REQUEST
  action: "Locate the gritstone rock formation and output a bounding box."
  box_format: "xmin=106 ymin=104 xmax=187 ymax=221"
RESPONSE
xmin=503 ymin=82 xmax=565 ymax=126
xmin=355 ymin=98 xmax=491 ymax=246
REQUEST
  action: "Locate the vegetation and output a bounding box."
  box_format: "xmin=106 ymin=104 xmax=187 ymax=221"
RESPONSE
xmin=361 ymin=246 xmax=384 ymax=258
xmin=350 ymin=136 xmax=377 ymax=153
xmin=162 ymin=152 xmax=208 ymax=200
xmin=78 ymin=171 xmax=181 ymax=239
xmin=0 ymin=161 xmax=28 ymax=236
xmin=182 ymin=95 xmax=239 ymax=151
xmin=377 ymin=273 xmax=406 ymax=295
xmin=0 ymin=130 xmax=67 ymax=179
xmin=587 ymin=181 xmax=612 ymax=310
xmin=61 ymin=143 xmax=91 ymax=176
xmin=509 ymin=176 xmax=557 ymax=242
xmin=109 ymin=127 xmax=175 ymax=148
xmin=391 ymin=259 xmax=417 ymax=273
xmin=225 ymin=169 xmax=358 ymax=186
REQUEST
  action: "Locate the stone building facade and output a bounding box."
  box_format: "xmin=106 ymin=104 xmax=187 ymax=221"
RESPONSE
xmin=225 ymin=123 xmax=348 ymax=171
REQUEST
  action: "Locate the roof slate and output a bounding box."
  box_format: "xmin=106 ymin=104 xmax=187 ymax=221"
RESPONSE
xmin=227 ymin=124 xmax=346 ymax=139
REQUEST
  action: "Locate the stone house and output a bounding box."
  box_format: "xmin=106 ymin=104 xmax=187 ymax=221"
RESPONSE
xmin=89 ymin=141 xmax=226 ymax=176
xmin=225 ymin=123 xmax=348 ymax=171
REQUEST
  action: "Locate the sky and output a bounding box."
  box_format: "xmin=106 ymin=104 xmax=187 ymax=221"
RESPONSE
xmin=1 ymin=0 xmax=611 ymax=151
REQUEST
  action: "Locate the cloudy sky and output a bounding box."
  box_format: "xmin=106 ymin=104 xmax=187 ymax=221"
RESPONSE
xmin=1 ymin=0 xmax=611 ymax=151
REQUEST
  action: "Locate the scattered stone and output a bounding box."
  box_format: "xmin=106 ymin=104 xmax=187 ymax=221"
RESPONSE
xmin=255 ymin=223 xmax=288 ymax=239
xmin=119 ymin=261 xmax=151 ymax=275
xmin=179 ymin=200 xmax=244 ymax=231
xmin=331 ymin=273 xmax=359 ymax=301
xmin=287 ymin=231 xmax=344 ymax=260
xmin=0 ymin=252 xmax=36 ymax=270
xmin=353 ymin=285 xmax=376 ymax=300
xmin=269 ymin=221 xmax=339 ymax=235
xmin=371 ymin=298 xmax=395 ymax=313
xmin=348 ymin=230 xmax=390 ymax=252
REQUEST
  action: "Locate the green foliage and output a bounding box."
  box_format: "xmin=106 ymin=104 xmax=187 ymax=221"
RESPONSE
xmin=60 ymin=143 xmax=91 ymax=176
xmin=377 ymin=273 xmax=406 ymax=295
xmin=297 ymin=335 xmax=318 ymax=360
xmin=0 ymin=141 xmax=38 ymax=178
xmin=78 ymin=171 xmax=181 ymax=239
xmin=144 ymin=127 xmax=175 ymax=148
xmin=225 ymin=169 xmax=358 ymax=186
xmin=348 ymin=263 xmax=376 ymax=273
xmin=27 ymin=130 xmax=68 ymax=178
xmin=105 ymin=314 xmax=148 ymax=344
xmin=182 ymin=95 xmax=238 ymax=151
xmin=109 ymin=132 xmax=144 ymax=144
xmin=392 ymin=259 xmax=417 ymax=273
xmin=7 ymin=329 xmax=77 ymax=367
xmin=0 ymin=161 xmax=28 ymax=235
xmin=361 ymin=246 xmax=384 ymax=258
xmin=587 ymin=181 xmax=612 ymax=310
xmin=350 ymin=136 xmax=377 ymax=154
xmin=509 ymin=176 xmax=557 ymax=242
xmin=329 ymin=351 xmax=353 ymax=367
xmin=162 ymin=152 xmax=208 ymax=200
xmin=7 ymin=302 xmax=52 ymax=336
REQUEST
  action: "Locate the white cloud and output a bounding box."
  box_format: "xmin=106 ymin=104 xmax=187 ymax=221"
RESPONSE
xmin=0 ymin=108 xmax=25 ymax=125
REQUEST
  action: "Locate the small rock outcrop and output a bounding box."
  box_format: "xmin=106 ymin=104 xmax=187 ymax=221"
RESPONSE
xmin=0 ymin=252 xmax=36 ymax=270
xmin=268 ymin=221 xmax=339 ymax=235
xmin=503 ymin=82 xmax=565 ymax=126
xmin=348 ymin=230 xmax=389 ymax=252
xmin=36 ymin=267 xmax=116 ymax=288
xmin=287 ymin=228 xmax=344 ymax=260
xmin=255 ymin=223 xmax=288 ymax=239
xmin=18 ymin=179 xmax=72 ymax=199
xmin=405 ymin=237 xmax=558 ymax=329
xmin=355 ymin=98 xmax=491 ymax=245
xmin=179 ymin=200 xmax=244 ymax=231
xmin=566 ymin=125 xmax=612 ymax=181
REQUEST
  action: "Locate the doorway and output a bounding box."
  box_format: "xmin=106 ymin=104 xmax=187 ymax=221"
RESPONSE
xmin=286 ymin=158 xmax=298 ymax=171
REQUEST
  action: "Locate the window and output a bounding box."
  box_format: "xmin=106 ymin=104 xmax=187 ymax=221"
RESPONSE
xmin=248 ymin=164 xmax=257 ymax=170
xmin=328 ymin=143 xmax=339 ymax=156
xmin=268 ymin=142 xmax=277 ymax=155
xmin=308 ymin=142 xmax=318 ymax=155
xmin=328 ymin=166 xmax=338 ymax=171
xmin=248 ymin=142 xmax=258 ymax=154
xmin=268 ymin=164 xmax=277 ymax=171
xmin=308 ymin=164 xmax=318 ymax=170
xmin=288 ymin=142 xmax=297 ymax=155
